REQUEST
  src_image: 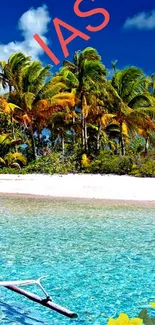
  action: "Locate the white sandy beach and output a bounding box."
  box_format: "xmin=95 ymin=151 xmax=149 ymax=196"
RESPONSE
xmin=0 ymin=174 xmax=155 ymax=201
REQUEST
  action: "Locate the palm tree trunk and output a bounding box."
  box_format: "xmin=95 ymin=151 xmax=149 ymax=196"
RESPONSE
xmin=144 ymin=137 xmax=149 ymax=155
xmin=84 ymin=118 xmax=88 ymax=153
xmin=120 ymin=122 xmax=125 ymax=156
xmin=79 ymin=67 xmax=85 ymax=151
xmin=62 ymin=136 xmax=65 ymax=156
xmin=81 ymin=112 xmax=88 ymax=153
xmin=9 ymin=85 xmax=17 ymax=152
xmin=10 ymin=114 xmax=17 ymax=152
xmin=9 ymin=85 xmax=12 ymax=93
xmin=81 ymin=111 xmax=85 ymax=150
xmin=29 ymin=124 xmax=37 ymax=160
xmin=81 ymin=93 xmax=88 ymax=153
xmin=97 ymin=124 xmax=101 ymax=151
xmin=37 ymin=131 xmax=41 ymax=155
xmin=80 ymin=91 xmax=87 ymax=152
xmin=72 ymin=114 xmax=76 ymax=144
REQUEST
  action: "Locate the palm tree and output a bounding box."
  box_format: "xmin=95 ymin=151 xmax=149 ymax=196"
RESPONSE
xmin=0 ymin=95 xmax=21 ymax=152
xmin=7 ymin=88 xmax=75 ymax=160
xmin=0 ymin=53 xmax=31 ymax=151
xmin=84 ymin=78 xmax=119 ymax=152
xmin=48 ymin=110 xmax=72 ymax=155
xmin=53 ymin=70 xmax=79 ymax=145
xmin=109 ymin=67 xmax=155 ymax=155
xmin=1 ymin=57 xmax=51 ymax=160
xmin=0 ymin=133 xmax=22 ymax=160
xmin=111 ymin=60 xmax=118 ymax=74
xmin=62 ymin=47 xmax=107 ymax=152
xmin=0 ymin=52 xmax=31 ymax=94
xmin=150 ymin=74 xmax=155 ymax=96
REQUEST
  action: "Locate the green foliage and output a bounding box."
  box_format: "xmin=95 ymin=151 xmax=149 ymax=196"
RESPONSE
xmin=111 ymin=66 xmax=147 ymax=104
xmin=139 ymin=309 xmax=155 ymax=325
xmin=89 ymin=151 xmax=133 ymax=175
xmin=1 ymin=49 xmax=155 ymax=176
xmin=129 ymin=156 xmax=155 ymax=177
xmin=0 ymin=167 xmax=23 ymax=174
xmin=127 ymin=138 xmax=145 ymax=156
xmin=138 ymin=159 xmax=155 ymax=177
xmin=117 ymin=156 xmax=133 ymax=174
xmin=23 ymin=153 xmax=76 ymax=174
xmin=129 ymin=164 xmax=141 ymax=177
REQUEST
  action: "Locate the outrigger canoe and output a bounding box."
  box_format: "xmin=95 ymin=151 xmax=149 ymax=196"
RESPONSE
xmin=0 ymin=276 xmax=77 ymax=318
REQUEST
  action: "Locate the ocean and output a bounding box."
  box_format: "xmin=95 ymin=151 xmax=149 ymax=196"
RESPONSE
xmin=0 ymin=196 xmax=154 ymax=325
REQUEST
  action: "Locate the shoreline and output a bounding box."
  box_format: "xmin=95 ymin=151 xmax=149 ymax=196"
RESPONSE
xmin=1 ymin=192 xmax=155 ymax=208
xmin=0 ymin=174 xmax=155 ymax=206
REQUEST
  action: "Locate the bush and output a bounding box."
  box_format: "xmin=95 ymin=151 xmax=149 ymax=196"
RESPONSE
xmin=0 ymin=167 xmax=23 ymax=174
xmin=1 ymin=150 xmax=155 ymax=177
xmin=0 ymin=153 xmax=77 ymax=175
xmin=116 ymin=156 xmax=133 ymax=175
xmin=23 ymin=153 xmax=76 ymax=174
xmin=129 ymin=158 xmax=155 ymax=177
xmin=129 ymin=164 xmax=141 ymax=177
xmin=138 ymin=159 xmax=155 ymax=177
xmin=89 ymin=151 xmax=133 ymax=175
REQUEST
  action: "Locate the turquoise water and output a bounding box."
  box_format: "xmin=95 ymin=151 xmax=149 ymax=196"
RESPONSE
xmin=0 ymin=196 xmax=154 ymax=325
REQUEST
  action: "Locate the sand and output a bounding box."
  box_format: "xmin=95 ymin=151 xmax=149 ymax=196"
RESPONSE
xmin=0 ymin=174 xmax=155 ymax=201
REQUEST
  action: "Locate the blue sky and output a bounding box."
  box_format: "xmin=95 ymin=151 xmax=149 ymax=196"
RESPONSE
xmin=0 ymin=0 xmax=155 ymax=76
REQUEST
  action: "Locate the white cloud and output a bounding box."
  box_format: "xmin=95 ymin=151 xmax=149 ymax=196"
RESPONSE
xmin=124 ymin=10 xmax=155 ymax=30
xmin=0 ymin=5 xmax=51 ymax=61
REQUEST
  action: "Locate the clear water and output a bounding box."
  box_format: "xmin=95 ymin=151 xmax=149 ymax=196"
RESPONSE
xmin=0 ymin=196 xmax=154 ymax=325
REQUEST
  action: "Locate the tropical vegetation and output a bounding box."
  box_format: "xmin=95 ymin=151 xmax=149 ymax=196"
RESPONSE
xmin=1 ymin=48 xmax=155 ymax=176
xmin=107 ymin=306 xmax=155 ymax=325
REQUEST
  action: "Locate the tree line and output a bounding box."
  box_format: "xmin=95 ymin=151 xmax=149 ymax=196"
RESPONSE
xmin=0 ymin=47 xmax=155 ymax=174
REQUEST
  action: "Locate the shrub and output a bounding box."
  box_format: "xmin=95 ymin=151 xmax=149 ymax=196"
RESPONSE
xmin=129 ymin=164 xmax=141 ymax=177
xmin=0 ymin=153 xmax=77 ymax=175
xmin=23 ymin=153 xmax=76 ymax=174
xmin=0 ymin=167 xmax=22 ymax=174
xmin=138 ymin=159 xmax=155 ymax=177
xmin=89 ymin=151 xmax=133 ymax=175
xmin=116 ymin=156 xmax=133 ymax=175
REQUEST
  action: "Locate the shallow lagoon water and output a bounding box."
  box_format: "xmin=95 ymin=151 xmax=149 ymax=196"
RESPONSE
xmin=0 ymin=196 xmax=154 ymax=325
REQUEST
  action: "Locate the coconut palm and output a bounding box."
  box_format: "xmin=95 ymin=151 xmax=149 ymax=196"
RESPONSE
xmin=7 ymin=89 xmax=75 ymax=160
xmin=109 ymin=67 xmax=155 ymax=155
xmin=0 ymin=52 xmax=31 ymax=93
xmin=62 ymin=47 xmax=107 ymax=152
xmin=0 ymin=133 xmax=22 ymax=160
xmin=0 ymin=95 xmax=22 ymax=152
xmin=48 ymin=110 xmax=72 ymax=155
xmin=1 ymin=56 xmax=67 ymax=159
xmin=111 ymin=60 xmax=118 ymax=74
xmin=0 ymin=56 xmax=52 ymax=156
xmin=84 ymin=79 xmax=119 ymax=152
